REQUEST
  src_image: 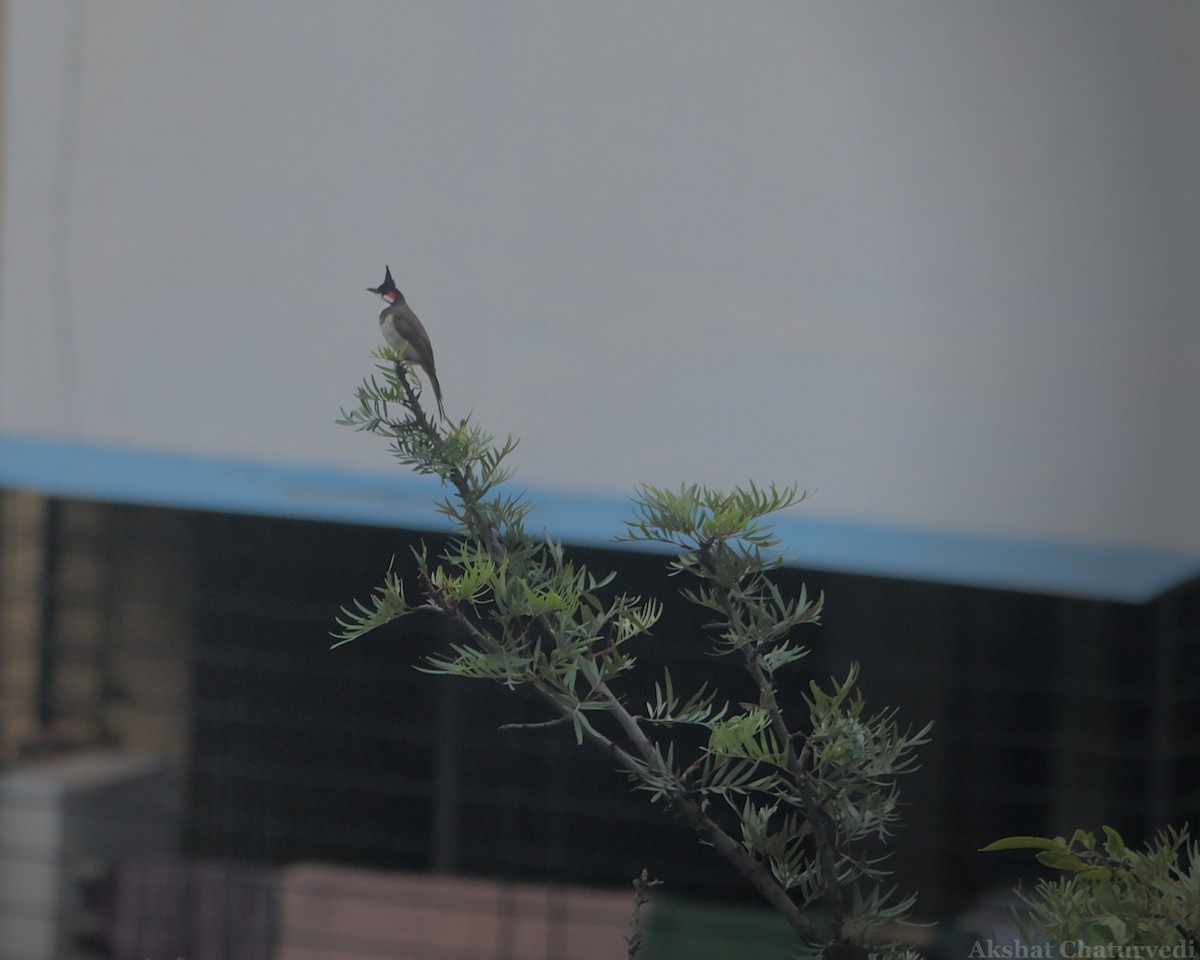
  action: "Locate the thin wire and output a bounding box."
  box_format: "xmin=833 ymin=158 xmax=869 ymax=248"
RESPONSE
xmin=48 ymin=2 xmax=84 ymax=431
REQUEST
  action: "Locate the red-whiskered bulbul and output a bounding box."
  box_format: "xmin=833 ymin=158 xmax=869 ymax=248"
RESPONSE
xmin=367 ymin=266 xmax=445 ymax=420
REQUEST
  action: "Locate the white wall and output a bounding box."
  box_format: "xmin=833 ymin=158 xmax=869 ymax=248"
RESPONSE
xmin=2 ymin=1 xmax=1198 ymax=559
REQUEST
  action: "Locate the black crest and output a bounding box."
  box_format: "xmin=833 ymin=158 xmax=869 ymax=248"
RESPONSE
xmin=367 ymin=265 xmax=399 ymax=298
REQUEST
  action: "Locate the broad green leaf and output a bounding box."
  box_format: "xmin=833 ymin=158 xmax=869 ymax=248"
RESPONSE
xmin=1036 ymin=850 xmax=1090 ymax=872
xmin=981 ymin=836 xmax=1068 ymax=853
xmin=1101 ymin=825 xmax=1126 ymax=858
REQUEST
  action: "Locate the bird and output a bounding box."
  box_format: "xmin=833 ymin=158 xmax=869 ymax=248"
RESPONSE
xmin=367 ymin=266 xmax=445 ymax=419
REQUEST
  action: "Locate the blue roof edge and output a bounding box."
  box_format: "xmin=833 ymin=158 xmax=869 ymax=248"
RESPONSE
xmin=2 ymin=435 xmax=1196 ymax=604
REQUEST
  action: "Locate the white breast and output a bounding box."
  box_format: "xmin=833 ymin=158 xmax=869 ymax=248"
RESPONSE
xmin=380 ymin=314 xmax=408 ymax=354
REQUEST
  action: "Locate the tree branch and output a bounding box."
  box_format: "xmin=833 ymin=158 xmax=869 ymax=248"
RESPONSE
xmin=348 ymin=375 xmax=892 ymax=954
xmin=700 ymin=543 xmax=853 ymax=947
xmin=420 ymin=542 xmax=824 ymax=946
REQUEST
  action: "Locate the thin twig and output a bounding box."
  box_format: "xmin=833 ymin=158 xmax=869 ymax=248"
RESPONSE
xmin=393 ymin=359 xmax=505 ymax=562
xmin=740 ymin=617 xmax=850 ymax=941
xmin=626 ymin=868 xmax=662 ymax=959
xmin=497 ymin=717 xmax=571 ymax=732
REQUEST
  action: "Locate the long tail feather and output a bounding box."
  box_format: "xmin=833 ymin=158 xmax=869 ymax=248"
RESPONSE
xmin=427 ymin=368 xmax=446 ymax=420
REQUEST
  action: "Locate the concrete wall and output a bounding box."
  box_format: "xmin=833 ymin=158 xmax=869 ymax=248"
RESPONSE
xmin=3 ymin=1 xmax=1198 ymax=560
